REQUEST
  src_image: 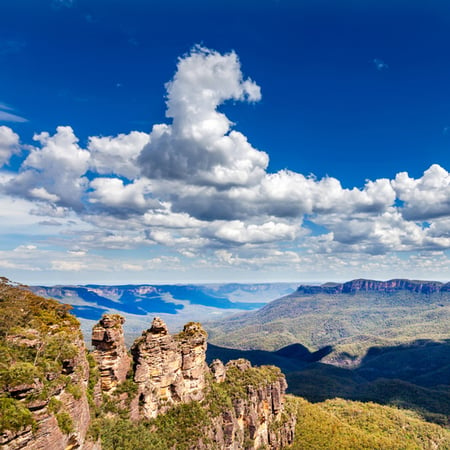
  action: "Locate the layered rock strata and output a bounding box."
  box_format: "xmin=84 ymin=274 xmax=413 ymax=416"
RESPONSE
xmin=206 ymin=359 xmax=296 ymax=450
xmin=130 ymin=317 xmax=208 ymax=418
xmin=1 ymin=334 xmax=91 ymax=450
xmin=297 ymin=278 xmax=446 ymax=294
xmin=91 ymin=314 xmax=131 ymax=392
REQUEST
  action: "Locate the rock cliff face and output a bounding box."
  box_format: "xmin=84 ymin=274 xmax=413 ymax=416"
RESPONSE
xmin=91 ymin=314 xmax=131 ymax=392
xmin=206 ymin=359 xmax=295 ymax=450
xmin=0 ymin=279 xmax=95 ymax=450
xmin=1 ymin=333 xmax=92 ymax=450
xmin=90 ymin=315 xmax=295 ymax=448
xmin=297 ymin=278 xmax=447 ymax=294
xmin=130 ymin=317 xmax=208 ymax=418
xmin=2 ymin=276 xmax=296 ymax=450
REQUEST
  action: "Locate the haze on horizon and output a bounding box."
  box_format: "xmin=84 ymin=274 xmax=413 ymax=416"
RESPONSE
xmin=2 ymin=1 xmax=450 ymax=285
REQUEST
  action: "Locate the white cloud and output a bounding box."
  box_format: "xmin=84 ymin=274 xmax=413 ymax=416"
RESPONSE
xmin=30 ymin=187 xmax=60 ymax=202
xmin=212 ymin=220 xmax=298 ymax=244
xmin=4 ymin=46 xmax=450 ymax=283
xmin=393 ymin=164 xmax=450 ymax=220
xmin=138 ymin=46 xmax=268 ymax=188
xmin=0 ymin=126 xmax=20 ymax=166
xmin=88 ymin=131 xmax=149 ymax=179
xmin=157 ymin=170 xmax=395 ymax=222
xmin=6 ymin=126 xmax=90 ymax=210
xmin=89 ymin=177 xmax=158 ymax=216
xmin=0 ymin=110 xmax=27 ymax=123
xmin=51 ymin=260 xmax=85 ymax=271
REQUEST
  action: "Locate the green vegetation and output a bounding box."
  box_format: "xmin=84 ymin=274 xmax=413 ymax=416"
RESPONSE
xmin=88 ymin=361 xmax=282 ymax=449
xmin=207 ymin=289 xmax=450 ymax=427
xmin=48 ymin=397 xmax=63 ymax=414
xmin=175 ymin=321 xmax=208 ymax=340
xmin=86 ymin=351 xmax=100 ymax=411
xmin=287 ymin=396 xmax=450 ymax=450
xmin=206 ymin=290 xmax=450 ymax=358
xmin=0 ymin=279 xmax=80 ymax=393
xmin=0 ymin=278 xmax=82 ymax=434
xmin=0 ymin=397 xmax=36 ymax=433
xmin=284 ymin=339 xmax=450 ymax=426
xmin=56 ymin=411 xmax=74 ymax=434
xmin=89 ymin=402 xmax=211 ymax=450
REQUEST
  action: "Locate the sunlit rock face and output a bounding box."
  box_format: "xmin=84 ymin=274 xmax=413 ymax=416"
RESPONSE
xmin=130 ymin=317 xmax=208 ymax=419
xmin=1 ymin=334 xmax=91 ymax=450
xmin=296 ymin=278 xmax=446 ymax=294
xmin=206 ymin=359 xmax=295 ymax=450
xmin=91 ymin=314 xmax=131 ymax=392
xmin=1 ymin=280 xmax=295 ymax=450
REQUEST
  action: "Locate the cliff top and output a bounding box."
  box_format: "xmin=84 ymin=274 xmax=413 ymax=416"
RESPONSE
xmin=296 ymin=278 xmax=448 ymax=294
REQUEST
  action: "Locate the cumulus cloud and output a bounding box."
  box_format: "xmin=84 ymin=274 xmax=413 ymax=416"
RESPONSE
xmin=393 ymin=164 xmax=450 ymax=221
xmin=5 ymin=45 xmax=450 ymax=281
xmin=0 ymin=126 xmax=20 ymax=166
xmin=212 ymin=220 xmax=298 ymax=245
xmin=157 ymin=170 xmax=395 ymax=222
xmin=138 ymin=46 xmax=268 ymax=188
xmin=6 ymin=126 xmax=89 ymax=209
xmin=89 ymin=177 xmax=159 ymax=216
xmin=88 ymin=131 xmax=149 ymax=179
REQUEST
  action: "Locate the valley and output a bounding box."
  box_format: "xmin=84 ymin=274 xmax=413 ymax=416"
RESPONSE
xmin=2 ymin=277 xmax=450 ymax=448
xmin=30 ymin=282 xmax=298 ymax=346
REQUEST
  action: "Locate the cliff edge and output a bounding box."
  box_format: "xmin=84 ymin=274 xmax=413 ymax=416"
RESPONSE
xmin=0 ymin=277 xmax=295 ymax=450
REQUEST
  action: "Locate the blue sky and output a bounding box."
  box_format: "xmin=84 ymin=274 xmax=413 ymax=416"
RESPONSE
xmin=2 ymin=0 xmax=450 ymax=284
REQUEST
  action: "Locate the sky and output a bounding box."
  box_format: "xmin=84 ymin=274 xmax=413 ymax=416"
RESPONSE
xmin=3 ymin=0 xmax=450 ymax=284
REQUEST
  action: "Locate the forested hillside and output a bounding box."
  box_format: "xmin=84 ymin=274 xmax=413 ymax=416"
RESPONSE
xmin=2 ymin=278 xmax=450 ymax=449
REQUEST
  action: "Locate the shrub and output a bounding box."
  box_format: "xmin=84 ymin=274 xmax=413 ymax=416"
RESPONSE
xmin=56 ymin=411 xmax=74 ymax=434
xmin=0 ymin=362 xmax=41 ymax=389
xmin=0 ymin=397 xmax=36 ymax=433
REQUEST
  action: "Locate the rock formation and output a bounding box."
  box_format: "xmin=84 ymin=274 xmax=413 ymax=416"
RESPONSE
xmin=296 ymin=278 xmax=447 ymax=294
xmin=1 ymin=276 xmax=296 ymax=450
xmin=1 ymin=333 xmax=92 ymax=450
xmin=210 ymin=358 xmax=226 ymax=383
xmin=130 ymin=317 xmax=208 ymax=418
xmin=205 ymin=359 xmax=296 ymax=450
xmin=91 ymin=314 xmax=131 ymax=392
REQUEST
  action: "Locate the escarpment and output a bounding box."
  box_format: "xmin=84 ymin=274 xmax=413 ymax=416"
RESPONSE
xmin=0 ymin=280 xmax=91 ymax=450
xmin=1 ymin=278 xmax=295 ymax=449
xmin=296 ymin=278 xmax=447 ymax=294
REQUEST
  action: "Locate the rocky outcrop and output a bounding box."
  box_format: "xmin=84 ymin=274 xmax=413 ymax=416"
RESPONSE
xmin=87 ymin=315 xmax=295 ymax=448
xmin=131 ymin=317 xmax=208 ymax=419
xmin=2 ymin=275 xmax=296 ymax=450
xmin=1 ymin=334 xmax=91 ymax=450
xmin=204 ymin=359 xmax=295 ymax=449
xmin=210 ymin=358 xmax=226 ymax=383
xmin=91 ymin=314 xmax=131 ymax=392
xmin=297 ymin=278 xmax=446 ymax=295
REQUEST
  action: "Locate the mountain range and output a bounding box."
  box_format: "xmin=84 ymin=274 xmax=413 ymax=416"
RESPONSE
xmin=205 ymin=278 xmax=450 ymax=426
xmin=29 ymin=282 xmax=298 ymax=345
xmin=206 ymin=278 xmax=450 ymax=360
xmin=2 ymin=277 xmax=450 ymax=448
